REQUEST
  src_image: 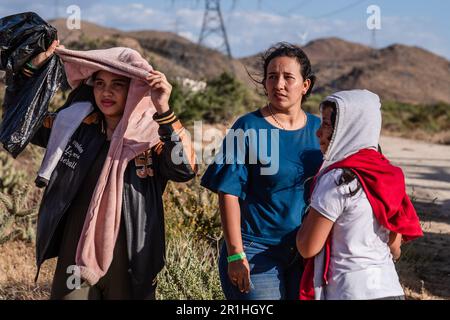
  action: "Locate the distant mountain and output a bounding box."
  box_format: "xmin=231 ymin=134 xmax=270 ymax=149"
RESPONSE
xmin=49 ymin=19 xmax=251 ymax=85
xmin=2 ymin=20 xmax=449 ymax=105
xmin=242 ymin=37 xmax=450 ymax=105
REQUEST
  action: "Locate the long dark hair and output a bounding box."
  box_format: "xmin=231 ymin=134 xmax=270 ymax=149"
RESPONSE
xmin=248 ymin=42 xmax=316 ymax=102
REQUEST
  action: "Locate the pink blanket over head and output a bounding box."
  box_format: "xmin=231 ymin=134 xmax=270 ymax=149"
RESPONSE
xmin=55 ymin=47 xmax=160 ymax=285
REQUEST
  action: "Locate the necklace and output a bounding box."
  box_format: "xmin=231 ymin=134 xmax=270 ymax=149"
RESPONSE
xmin=267 ymin=104 xmax=306 ymax=130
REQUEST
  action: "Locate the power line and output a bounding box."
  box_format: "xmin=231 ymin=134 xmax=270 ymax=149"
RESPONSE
xmin=255 ymin=0 xmax=313 ymax=17
xmin=313 ymin=0 xmax=370 ymax=19
xmin=281 ymin=0 xmax=314 ymax=16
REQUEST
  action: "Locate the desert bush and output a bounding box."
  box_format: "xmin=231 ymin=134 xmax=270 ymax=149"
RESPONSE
xmin=291 ymin=93 xmax=450 ymax=145
xmin=301 ymin=93 xmax=324 ymax=115
xmin=67 ymin=34 xmax=122 ymax=51
xmin=0 ymin=151 xmax=28 ymax=194
xmin=157 ymin=170 xmax=224 ymax=299
xmin=433 ymin=131 xmax=450 ymax=145
xmin=170 ymin=72 xmax=263 ymax=125
xmin=164 ymin=175 xmax=222 ymax=242
xmin=156 ymin=233 xmax=224 ymax=300
xmin=382 ymin=101 xmax=450 ymax=133
xmin=0 ymin=185 xmax=38 ymax=244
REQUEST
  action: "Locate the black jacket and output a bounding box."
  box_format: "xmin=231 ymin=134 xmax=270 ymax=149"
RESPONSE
xmin=32 ymin=85 xmax=197 ymax=299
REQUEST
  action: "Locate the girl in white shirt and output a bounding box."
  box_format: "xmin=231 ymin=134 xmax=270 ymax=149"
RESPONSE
xmin=296 ymin=89 xmax=423 ymax=300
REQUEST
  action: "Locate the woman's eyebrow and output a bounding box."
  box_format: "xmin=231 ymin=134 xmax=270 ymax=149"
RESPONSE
xmin=267 ymin=71 xmax=295 ymax=76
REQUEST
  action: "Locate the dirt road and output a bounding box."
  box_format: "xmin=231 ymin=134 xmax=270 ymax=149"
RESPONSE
xmin=380 ymin=136 xmax=450 ymax=299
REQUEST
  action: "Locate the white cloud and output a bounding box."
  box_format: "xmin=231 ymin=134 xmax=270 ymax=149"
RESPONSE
xmin=129 ymin=3 xmax=145 ymax=10
xmin=1 ymin=3 xmax=449 ymax=59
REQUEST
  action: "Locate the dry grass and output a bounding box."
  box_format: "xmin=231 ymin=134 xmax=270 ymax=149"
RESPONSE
xmin=0 ymin=241 xmax=55 ymax=300
xmin=1 ymin=234 xmax=448 ymax=300
xmin=0 ymin=174 xmax=448 ymax=300
xmin=0 ymin=112 xmax=448 ymax=300
xmin=396 ymin=240 xmax=447 ymax=300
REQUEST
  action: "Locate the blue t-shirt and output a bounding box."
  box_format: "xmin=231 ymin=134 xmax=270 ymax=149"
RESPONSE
xmin=201 ymin=109 xmax=323 ymax=246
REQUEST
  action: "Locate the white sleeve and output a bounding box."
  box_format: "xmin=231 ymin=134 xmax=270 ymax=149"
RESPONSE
xmin=310 ymin=169 xmax=346 ymax=222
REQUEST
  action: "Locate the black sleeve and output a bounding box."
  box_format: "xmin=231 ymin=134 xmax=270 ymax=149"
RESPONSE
xmin=29 ymin=113 xmax=55 ymax=148
xmin=151 ymin=109 xmax=197 ymax=182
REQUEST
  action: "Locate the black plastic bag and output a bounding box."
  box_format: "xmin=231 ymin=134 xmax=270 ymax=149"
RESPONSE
xmin=0 ymin=12 xmax=64 ymax=157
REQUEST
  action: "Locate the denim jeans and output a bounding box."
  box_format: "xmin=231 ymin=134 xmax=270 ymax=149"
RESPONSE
xmin=219 ymin=238 xmax=303 ymax=300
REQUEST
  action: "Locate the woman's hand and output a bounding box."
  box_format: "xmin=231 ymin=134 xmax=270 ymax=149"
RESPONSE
xmin=146 ymin=70 xmax=171 ymax=114
xmin=228 ymin=258 xmax=251 ymax=293
xmin=218 ymin=192 xmax=250 ymax=293
xmin=30 ymin=40 xmax=60 ymax=69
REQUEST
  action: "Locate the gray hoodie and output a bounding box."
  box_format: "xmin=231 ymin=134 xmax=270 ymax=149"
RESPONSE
xmin=313 ymin=89 xmax=382 ymax=299
xmin=320 ymin=89 xmax=382 ymax=172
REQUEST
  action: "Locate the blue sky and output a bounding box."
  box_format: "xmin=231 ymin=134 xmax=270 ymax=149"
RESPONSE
xmin=1 ymin=0 xmax=449 ymax=59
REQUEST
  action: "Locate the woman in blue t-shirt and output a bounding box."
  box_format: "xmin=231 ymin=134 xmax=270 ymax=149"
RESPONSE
xmin=201 ymin=42 xmax=323 ymax=300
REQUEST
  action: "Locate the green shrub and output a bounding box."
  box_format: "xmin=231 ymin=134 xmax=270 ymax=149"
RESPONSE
xmin=382 ymin=101 xmax=450 ymax=133
xmin=170 ymin=72 xmax=262 ymax=125
xmin=164 ymin=175 xmax=222 ymax=242
xmin=158 ymin=170 xmax=224 ymax=299
xmin=298 ymin=94 xmax=450 ymax=140
xmin=302 ymin=93 xmax=325 ymax=115
xmin=156 ymin=233 xmax=224 ymax=300
xmin=0 ymin=185 xmax=38 ymax=244
xmin=0 ymin=151 xmax=28 ymax=194
xmin=67 ymin=34 xmax=121 ymax=51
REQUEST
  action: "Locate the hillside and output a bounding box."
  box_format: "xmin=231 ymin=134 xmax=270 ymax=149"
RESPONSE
xmin=242 ymin=37 xmax=450 ymax=105
xmin=2 ymin=20 xmax=450 ymax=105
xmin=48 ymin=19 xmax=252 ymax=86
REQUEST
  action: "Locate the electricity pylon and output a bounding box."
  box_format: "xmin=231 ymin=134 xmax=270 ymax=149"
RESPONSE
xmin=198 ymin=0 xmax=233 ymax=58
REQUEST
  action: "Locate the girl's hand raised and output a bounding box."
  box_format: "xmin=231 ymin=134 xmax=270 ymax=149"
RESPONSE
xmin=146 ymin=70 xmax=172 ymax=115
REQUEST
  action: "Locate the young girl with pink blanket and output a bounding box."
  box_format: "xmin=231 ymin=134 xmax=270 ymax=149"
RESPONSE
xmin=22 ymin=40 xmax=197 ymax=299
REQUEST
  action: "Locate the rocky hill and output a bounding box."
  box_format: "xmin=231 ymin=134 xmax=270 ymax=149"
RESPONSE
xmin=49 ymin=19 xmax=251 ymax=86
xmin=2 ymin=20 xmax=450 ymax=105
xmin=242 ymin=37 xmax=450 ymax=105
